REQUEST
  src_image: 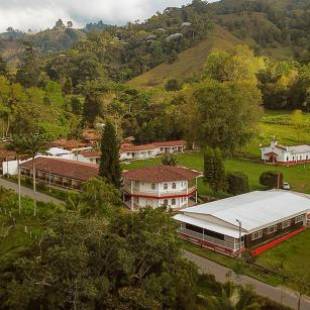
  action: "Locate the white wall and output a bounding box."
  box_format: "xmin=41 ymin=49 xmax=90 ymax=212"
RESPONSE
xmin=132 ymin=180 xmax=187 ymax=195
xmin=120 ymin=148 xmax=160 ymax=161
xmin=135 ymin=196 xmax=188 ymax=209
xmin=2 ymin=158 xmax=31 ymax=176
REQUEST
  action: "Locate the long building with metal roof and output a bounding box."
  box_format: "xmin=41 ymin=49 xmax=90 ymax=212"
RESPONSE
xmin=174 ymin=190 xmax=310 ymax=256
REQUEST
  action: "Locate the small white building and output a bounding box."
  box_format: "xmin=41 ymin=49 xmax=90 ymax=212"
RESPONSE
xmin=120 ymin=143 xmax=160 ymax=161
xmin=174 ymin=190 xmax=310 ymax=256
xmin=261 ymin=141 xmax=310 ymax=165
xmin=76 ymin=150 xmax=100 ymax=164
xmin=120 ymin=140 xmax=186 ymax=161
xmin=46 ymin=147 xmax=74 ymax=159
xmin=122 ymin=165 xmax=201 ymax=210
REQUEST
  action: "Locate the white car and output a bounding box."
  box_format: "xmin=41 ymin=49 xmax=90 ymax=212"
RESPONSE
xmin=282 ymin=182 xmax=291 ymax=190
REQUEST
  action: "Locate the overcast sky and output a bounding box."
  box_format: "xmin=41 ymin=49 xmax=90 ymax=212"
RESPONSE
xmin=0 ymin=0 xmax=197 ymax=32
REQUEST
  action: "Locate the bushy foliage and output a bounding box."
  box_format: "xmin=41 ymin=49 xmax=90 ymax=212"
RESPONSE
xmin=259 ymin=171 xmax=283 ymax=189
xmin=227 ymin=172 xmax=250 ymax=195
xmin=161 ymin=154 xmax=177 ymax=166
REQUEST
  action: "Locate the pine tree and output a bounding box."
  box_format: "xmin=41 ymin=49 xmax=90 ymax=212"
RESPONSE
xmin=204 ymin=147 xmax=226 ymax=193
xmin=99 ymin=121 xmax=121 ymax=188
xmin=203 ymin=146 xmax=215 ymax=185
xmin=213 ymin=148 xmax=226 ymax=192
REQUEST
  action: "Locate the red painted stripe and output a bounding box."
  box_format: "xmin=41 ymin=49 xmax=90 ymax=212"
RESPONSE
xmin=251 ymin=227 xmax=305 ymax=256
xmin=126 ymin=189 xmax=197 ymax=199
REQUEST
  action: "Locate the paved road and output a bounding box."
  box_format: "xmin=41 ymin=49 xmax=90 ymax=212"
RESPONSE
xmin=183 ymin=250 xmax=310 ymax=310
xmin=0 ymin=178 xmax=64 ymax=205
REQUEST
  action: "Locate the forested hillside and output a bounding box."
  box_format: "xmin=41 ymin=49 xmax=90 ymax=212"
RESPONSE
xmin=0 ymin=0 xmax=309 ymax=148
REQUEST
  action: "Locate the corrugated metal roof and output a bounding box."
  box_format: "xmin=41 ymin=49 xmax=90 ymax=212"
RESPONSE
xmin=174 ymin=214 xmax=245 ymax=238
xmin=182 ymin=190 xmax=310 ymax=232
xmin=286 ymin=145 xmax=310 ymax=153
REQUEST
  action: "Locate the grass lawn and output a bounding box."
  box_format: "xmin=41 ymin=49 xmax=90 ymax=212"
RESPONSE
xmin=182 ymin=240 xmax=282 ymax=287
xmin=123 ymin=151 xmax=310 ymax=194
xmin=255 ymin=229 xmax=310 ymax=293
xmin=241 ymin=110 xmax=310 ymax=158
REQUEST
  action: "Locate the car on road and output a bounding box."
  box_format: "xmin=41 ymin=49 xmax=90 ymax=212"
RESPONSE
xmin=282 ymin=182 xmax=291 ymax=190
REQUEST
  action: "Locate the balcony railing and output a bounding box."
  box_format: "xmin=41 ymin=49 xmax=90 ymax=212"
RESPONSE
xmin=178 ymin=227 xmax=237 ymax=250
xmin=123 ymin=186 xmax=196 ymax=197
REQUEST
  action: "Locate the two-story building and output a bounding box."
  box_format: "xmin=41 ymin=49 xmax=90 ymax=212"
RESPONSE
xmin=122 ymin=165 xmax=201 ymax=210
xmin=261 ymin=141 xmax=310 ymax=165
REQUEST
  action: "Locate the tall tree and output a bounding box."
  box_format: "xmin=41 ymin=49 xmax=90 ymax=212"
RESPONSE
xmin=16 ymin=43 xmax=41 ymax=88
xmin=184 ymin=79 xmax=262 ymax=152
xmin=7 ymin=136 xmax=28 ymax=215
xmin=0 ymin=55 xmax=7 ymax=76
xmin=23 ymin=132 xmax=47 ymax=216
xmin=99 ymin=120 xmax=121 ymax=188
xmin=204 ymin=147 xmax=226 ymax=193
xmin=78 ymin=177 xmax=122 ymax=217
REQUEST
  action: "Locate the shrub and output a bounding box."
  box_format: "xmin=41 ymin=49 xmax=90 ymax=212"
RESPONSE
xmin=165 ymin=79 xmax=181 ymax=91
xmin=161 ymin=154 xmax=177 ymax=166
xmin=259 ymin=171 xmax=283 ymax=189
xmin=227 ymin=172 xmax=249 ymax=195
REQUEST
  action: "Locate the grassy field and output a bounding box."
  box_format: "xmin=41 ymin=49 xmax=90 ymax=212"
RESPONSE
xmin=255 ymin=229 xmax=310 ymax=292
xmin=124 ymin=151 xmax=310 ymax=194
xmin=241 ymin=110 xmax=310 ymax=157
xmin=123 ymin=109 xmax=310 ymax=194
xmin=182 ymin=240 xmax=282 ymax=287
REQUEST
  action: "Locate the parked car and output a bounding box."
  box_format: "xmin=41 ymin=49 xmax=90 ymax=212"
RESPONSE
xmin=282 ymin=182 xmax=291 ymax=190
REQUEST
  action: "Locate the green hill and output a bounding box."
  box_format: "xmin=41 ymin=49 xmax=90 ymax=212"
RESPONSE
xmin=0 ymin=28 xmax=85 ymax=68
xmin=127 ymin=0 xmax=310 ymax=88
xmin=127 ymin=26 xmax=241 ymax=89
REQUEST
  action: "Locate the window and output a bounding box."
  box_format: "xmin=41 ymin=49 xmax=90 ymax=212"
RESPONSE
xmin=163 ymin=199 xmax=168 ymax=206
xmin=172 ymin=182 xmax=176 ymax=189
xmin=267 ymin=225 xmax=277 ymax=235
xmin=171 ymin=198 xmax=176 ymax=205
xmin=286 ymin=156 xmax=289 ymax=161
xmin=185 ymin=224 xmax=203 ymax=234
xmin=282 ymin=220 xmax=291 ymax=229
xmin=295 ymin=215 xmax=304 ymax=223
xmin=251 ymin=230 xmax=263 ymax=241
xmin=163 ymin=183 xmax=168 ymax=190
xmin=151 ymin=183 xmax=156 ymax=190
xmin=204 ymin=229 xmax=225 ymax=240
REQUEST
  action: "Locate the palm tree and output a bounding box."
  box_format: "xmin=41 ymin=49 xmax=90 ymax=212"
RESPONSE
xmin=22 ymin=132 xmax=47 ymax=216
xmin=200 ymin=281 xmax=260 ymax=310
xmin=7 ymin=135 xmax=28 ymax=215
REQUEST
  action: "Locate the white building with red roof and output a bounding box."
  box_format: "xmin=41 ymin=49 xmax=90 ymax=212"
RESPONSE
xmin=20 ymin=156 xmax=99 ymax=189
xmin=120 ymin=140 xmax=186 ymax=161
xmin=122 ymin=165 xmax=201 ymax=210
xmin=261 ymin=140 xmax=310 ymax=165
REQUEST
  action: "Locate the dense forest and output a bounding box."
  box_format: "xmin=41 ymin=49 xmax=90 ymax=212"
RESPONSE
xmin=0 ymin=0 xmax=309 ymax=148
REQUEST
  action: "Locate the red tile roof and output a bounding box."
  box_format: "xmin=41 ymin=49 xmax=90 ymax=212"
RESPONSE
xmin=120 ymin=140 xmax=186 ymax=152
xmin=123 ymin=165 xmax=200 ymax=183
xmin=153 ymin=140 xmax=186 ymax=147
xmin=20 ymin=157 xmax=99 ymax=182
xmin=50 ymin=139 xmax=89 ymax=150
xmin=0 ymin=148 xmax=16 ymax=160
xmin=120 ymin=143 xmax=158 ymax=152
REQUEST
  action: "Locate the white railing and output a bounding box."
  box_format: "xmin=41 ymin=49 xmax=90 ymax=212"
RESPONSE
xmin=179 ymin=228 xmax=235 ymax=250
